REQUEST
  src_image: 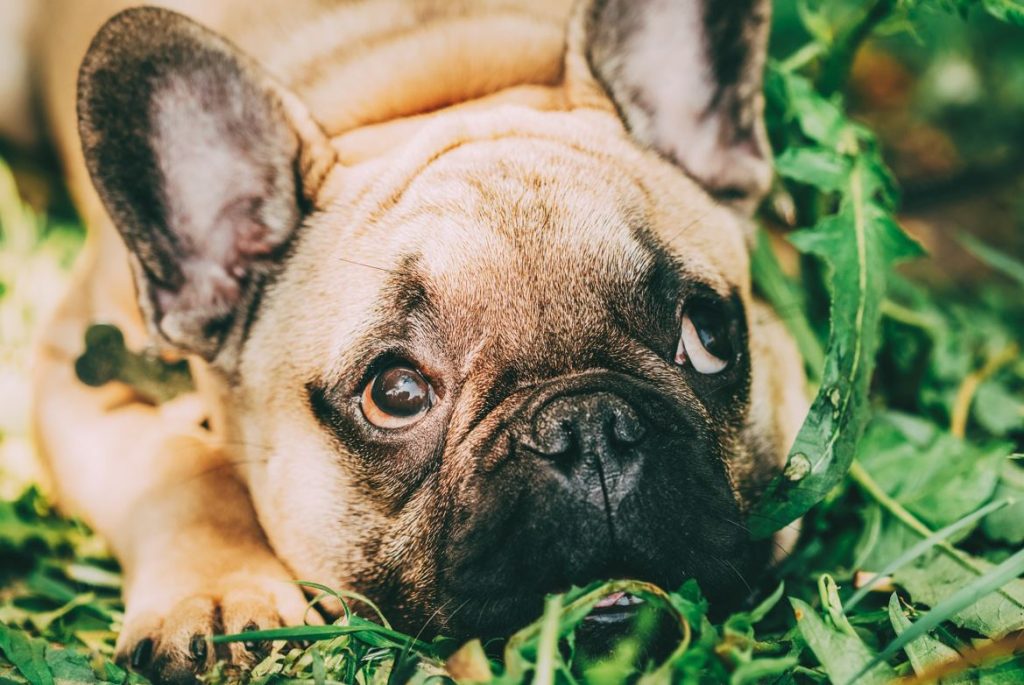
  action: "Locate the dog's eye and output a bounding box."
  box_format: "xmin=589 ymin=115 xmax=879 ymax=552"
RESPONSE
xmin=676 ymin=304 xmax=730 ymax=374
xmin=361 ymin=365 xmax=434 ymax=428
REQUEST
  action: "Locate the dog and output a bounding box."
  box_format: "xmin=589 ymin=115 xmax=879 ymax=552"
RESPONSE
xmin=30 ymin=0 xmax=807 ymax=681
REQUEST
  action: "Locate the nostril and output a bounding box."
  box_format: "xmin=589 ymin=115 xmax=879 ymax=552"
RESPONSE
xmin=531 ymin=414 xmax=575 ymax=457
xmin=609 ymin=404 xmax=645 ymax=446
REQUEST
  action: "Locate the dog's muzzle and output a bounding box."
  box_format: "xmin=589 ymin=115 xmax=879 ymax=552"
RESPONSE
xmin=420 ymin=370 xmax=755 ymax=638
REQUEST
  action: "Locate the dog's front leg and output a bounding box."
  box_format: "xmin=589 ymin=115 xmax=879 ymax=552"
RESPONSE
xmin=114 ymin=436 xmax=315 ymax=681
xmin=32 ymin=226 xmax=313 ymax=683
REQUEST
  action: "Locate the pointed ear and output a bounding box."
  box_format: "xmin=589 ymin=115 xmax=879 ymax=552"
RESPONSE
xmin=78 ymin=7 xmax=336 ymax=360
xmin=575 ymin=0 xmax=773 ymax=216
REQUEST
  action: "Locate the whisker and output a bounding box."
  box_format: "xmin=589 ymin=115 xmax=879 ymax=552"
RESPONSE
xmin=713 ymin=554 xmax=754 ymax=595
xmin=214 ymin=438 xmax=279 ymax=453
xmin=715 ymin=514 xmax=799 ymax=560
xmin=661 ymin=212 xmax=712 ymax=247
xmin=338 ymin=256 xmax=396 ymax=274
xmin=412 ymin=595 xmax=454 ymax=640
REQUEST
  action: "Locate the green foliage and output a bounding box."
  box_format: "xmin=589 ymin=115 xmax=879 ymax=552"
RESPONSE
xmin=790 ymin=597 xmax=896 ymax=685
xmin=0 ymin=622 xmax=144 ymax=685
xmin=862 ymin=547 xmax=1024 ymax=680
xmin=857 ymin=413 xmax=1009 ymax=530
xmin=983 ymin=461 xmax=1024 ymax=544
xmin=845 ymin=497 xmax=1012 ymax=610
xmin=749 ymin=100 xmax=924 ymax=534
xmin=2 ymin=0 xmax=1024 ymax=683
xmin=978 ymin=0 xmax=1024 ymax=25
xmin=0 ymin=489 xmax=130 ymax=684
xmin=886 ymin=593 xmax=968 ymax=682
xmin=893 ymin=552 xmax=1024 ymax=639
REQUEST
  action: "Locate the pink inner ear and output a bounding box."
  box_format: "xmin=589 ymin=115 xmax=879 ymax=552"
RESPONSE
xmin=80 ymin=7 xmax=307 ymax=359
xmin=586 ymin=0 xmax=772 ymax=217
xmin=152 ymin=75 xmax=296 ymax=272
xmin=156 ymin=258 xmax=240 ymax=317
xmin=235 ymin=219 xmax=275 ymax=257
xmin=217 ymin=194 xmax=278 ymax=260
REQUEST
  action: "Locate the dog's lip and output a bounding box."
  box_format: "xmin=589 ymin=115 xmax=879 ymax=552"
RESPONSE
xmin=585 ymin=591 xmax=644 ymax=623
xmin=593 ymin=591 xmax=638 ymax=608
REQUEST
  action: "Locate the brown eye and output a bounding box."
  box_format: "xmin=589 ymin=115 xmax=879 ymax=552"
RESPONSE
xmin=361 ymin=365 xmax=434 ymax=428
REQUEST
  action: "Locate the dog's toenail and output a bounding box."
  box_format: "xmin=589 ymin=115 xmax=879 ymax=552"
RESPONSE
xmin=241 ymin=621 xmax=260 ymax=651
xmin=189 ymin=634 xmax=208 ymax=662
xmin=130 ymin=638 xmax=153 ymax=668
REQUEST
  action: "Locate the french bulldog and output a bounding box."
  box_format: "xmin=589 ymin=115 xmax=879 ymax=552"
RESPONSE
xmin=31 ymin=0 xmax=807 ymax=681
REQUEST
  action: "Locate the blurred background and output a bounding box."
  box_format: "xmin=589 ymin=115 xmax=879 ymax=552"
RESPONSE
xmin=0 ymin=0 xmax=1022 ymax=490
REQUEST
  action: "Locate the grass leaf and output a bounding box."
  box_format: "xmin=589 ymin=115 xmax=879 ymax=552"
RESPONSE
xmin=857 ymin=545 xmax=1024 ymax=681
xmin=894 ymin=551 xmax=1024 ymax=639
xmin=750 ymin=229 xmax=826 ymax=377
xmin=846 ymin=498 xmax=1013 ymax=609
xmin=886 ymin=593 xmax=967 ymax=682
xmin=789 ymin=598 xmax=896 ymax=685
xmin=958 ymin=233 xmax=1024 ymax=289
xmin=980 ymin=0 xmax=1024 ymax=26
xmin=749 ymin=149 xmax=924 ymax=537
xmin=0 ymin=624 xmax=52 ymax=685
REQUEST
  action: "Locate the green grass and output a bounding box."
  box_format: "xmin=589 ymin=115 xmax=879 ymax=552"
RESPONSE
xmin=2 ymin=0 xmax=1024 ymax=683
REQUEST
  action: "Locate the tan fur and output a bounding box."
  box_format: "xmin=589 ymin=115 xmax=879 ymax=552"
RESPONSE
xmin=33 ymin=0 xmax=807 ymax=675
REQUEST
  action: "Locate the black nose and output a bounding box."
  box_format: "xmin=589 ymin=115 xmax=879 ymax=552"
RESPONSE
xmin=520 ymin=392 xmax=646 ymax=466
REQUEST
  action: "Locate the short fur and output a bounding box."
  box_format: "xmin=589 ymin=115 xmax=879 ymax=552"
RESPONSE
xmin=32 ymin=1 xmax=807 ymax=681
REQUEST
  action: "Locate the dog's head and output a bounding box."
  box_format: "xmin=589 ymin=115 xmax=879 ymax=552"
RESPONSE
xmin=77 ymin=1 xmax=805 ymax=636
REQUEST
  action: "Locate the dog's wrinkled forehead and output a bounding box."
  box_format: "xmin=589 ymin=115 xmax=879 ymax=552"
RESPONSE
xmin=251 ymin=105 xmax=753 ymax=389
xmin=346 ymin=134 xmax=737 ymax=356
xmin=408 ymin=148 xmax=649 ymax=312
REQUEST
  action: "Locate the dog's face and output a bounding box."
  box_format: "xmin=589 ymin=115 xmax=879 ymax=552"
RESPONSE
xmin=78 ymin=1 xmax=804 ymax=636
xmin=248 ymin=124 xmax=774 ymax=634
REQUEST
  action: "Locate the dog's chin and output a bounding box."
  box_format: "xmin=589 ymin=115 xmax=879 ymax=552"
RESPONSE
xmin=421 ymin=593 xmax=631 ymax=641
xmin=408 ymin=535 xmax=774 ymax=642
xmin=423 ymin=589 xmax=682 ymax=665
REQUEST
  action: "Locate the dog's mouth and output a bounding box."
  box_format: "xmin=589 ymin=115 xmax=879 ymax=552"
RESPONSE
xmin=573 ymin=591 xmax=680 ymax=665
xmin=585 ymin=591 xmax=645 ymax=624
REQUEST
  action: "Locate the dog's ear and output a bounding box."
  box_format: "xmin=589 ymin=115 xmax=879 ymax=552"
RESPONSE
xmin=572 ymin=0 xmax=772 ymax=216
xmin=78 ymin=7 xmax=335 ymax=360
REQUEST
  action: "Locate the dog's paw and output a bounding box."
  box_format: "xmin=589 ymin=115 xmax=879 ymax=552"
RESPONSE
xmin=115 ymin=571 xmax=318 ymax=684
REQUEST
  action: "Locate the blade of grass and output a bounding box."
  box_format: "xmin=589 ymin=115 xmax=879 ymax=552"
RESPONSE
xmin=901 ymin=632 xmax=1024 ymax=685
xmin=751 ymin=228 xmax=826 ymax=377
xmin=818 ymin=575 xmax=856 ymax=636
xmin=950 ymin=343 xmax=1019 ymax=439
xmin=849 ymin=544 xmax=1024 ymax=684
xmin=211 ymin=623 xmax=433 ymax=654
xmin=959 ymin=232 xmax=1024 ymax=289
xmin=296 ymin=580 xmax=392 ymax=629
xmin=846 ymin=498 xmax=1014 ymax=609
xmin=849 ymin=461 xmax=1024 ymax=609
xmin=505 ymin=580 xmax=689 ymax=657
xmin=749 ymin=582 xmax=786 ymax=623
xmin=502 ymin=580 xmax=692 ymax=685
xmin=533 ymin=594 xmax=563 ymax=685
xmin=886 ymin=593 xmax=966 ymax=682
